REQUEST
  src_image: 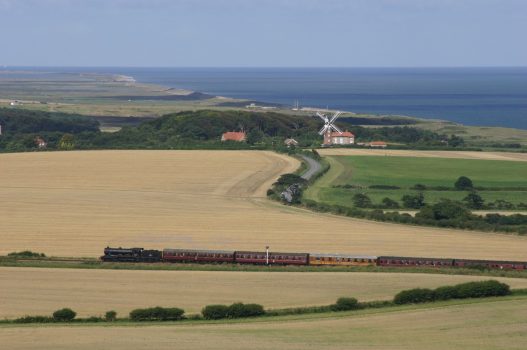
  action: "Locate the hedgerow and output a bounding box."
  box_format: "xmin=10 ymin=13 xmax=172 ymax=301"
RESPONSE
xmin=129 ymin=306 xmax=185 ymax=321
xmin=393 ymin=280 xmax=511 ymax=305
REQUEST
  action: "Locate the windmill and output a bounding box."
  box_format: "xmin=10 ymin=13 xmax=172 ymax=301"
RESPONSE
xmin=316 ymin=111 xmax=342 ymax=145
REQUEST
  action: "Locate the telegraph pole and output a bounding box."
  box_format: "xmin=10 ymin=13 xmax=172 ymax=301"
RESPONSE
xmin=266 ymin=246 xmax=269 ymax=265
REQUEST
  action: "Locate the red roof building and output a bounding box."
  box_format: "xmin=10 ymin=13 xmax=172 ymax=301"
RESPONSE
xmin=323 ymin=131 xmax=355 ymax=146
xmin=221 ymin=131 xmax=246 ymax=142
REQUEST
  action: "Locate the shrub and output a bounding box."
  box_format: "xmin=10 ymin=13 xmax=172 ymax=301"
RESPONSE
xmin=454 ymin=280 xmax=510 ymax=299
xmin=202 ymin=304 xmax=230 ymax=320
xmin=129 ymin=307 xmax=185 ymax=321
xmin=85 ymin=316 xmax=103 ymax=323
xmin=393 ymin=288 xmax=435 ymax=305
xmin=52 ymin=308 xmax=77 ymax=322
xmin=331 ymin=297 xmax=359 ymax=311
xmin=105 ymin=310 xmax=117 ymax=322
xmin=227 ymin=303 xmax=265 ymax=318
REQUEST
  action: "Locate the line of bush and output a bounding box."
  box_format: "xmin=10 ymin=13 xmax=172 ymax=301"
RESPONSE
xmin=129 ymin=306 xmax=185 ymax=321
xmin=13 ymin=308 xmax=118 ymax=324
xmin=393 ymin=280 xmax=510 ymax=305
xmin=201 ymin=302 xmax=265 ymax=320
xmin=7 ymin=250 xmax=46 ymax=258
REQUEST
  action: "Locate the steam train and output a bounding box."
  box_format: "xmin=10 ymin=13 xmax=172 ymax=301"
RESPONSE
xmin=101 ymin=247 xmax=527 ymax=270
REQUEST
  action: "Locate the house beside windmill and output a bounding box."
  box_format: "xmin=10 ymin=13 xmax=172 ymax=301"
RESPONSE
xmin=221 ymin=131 xmax=246 ymax=142
xmin=323 ymin=131 xmax=355 ymax=146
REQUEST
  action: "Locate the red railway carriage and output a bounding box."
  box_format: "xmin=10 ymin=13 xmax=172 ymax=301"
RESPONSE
xmin=162 ymin=249 xmax=235 ymax=263
xmin=234 ymin=251 xmax=309 ymax=265
xmin=453 ymin=259 xmax=527 ymax=270
xmin=377 ymin=256 xmax=454 ymax=268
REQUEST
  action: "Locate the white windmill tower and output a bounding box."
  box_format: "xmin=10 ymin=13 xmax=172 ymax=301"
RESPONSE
xmin=316 ymin=111 xmax=342 ymax=146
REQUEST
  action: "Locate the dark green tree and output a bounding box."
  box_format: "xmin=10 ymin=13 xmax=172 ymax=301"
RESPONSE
xmin=463 ymin=192 xmax=485 ymax=209
xmin=402 ymin=192 xmax=425 ymax=209
xmin=448 ymin=134 xmax=465 ymax=147
xmin=52 ymin=308 xmax=76 ymax=322
xmin=381 ymin=197 xmax=400 ymax=209
xmin=353 ymin=193 xmax=372 ymax=208
xmin=246 ymin=128 xmax=264 ymax=144
xmin=105 ymin=310 xmax=117 ymax=322
xmin=455 ymin=176 xmax=473 ymax=190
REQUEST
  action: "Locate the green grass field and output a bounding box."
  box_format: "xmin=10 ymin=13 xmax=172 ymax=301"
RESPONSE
xmin=305 ymin=155 xmax=527 ymax=208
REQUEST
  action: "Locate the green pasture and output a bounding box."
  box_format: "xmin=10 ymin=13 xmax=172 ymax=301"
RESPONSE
xmin=305 ymin=155 xmax=527 ymax=208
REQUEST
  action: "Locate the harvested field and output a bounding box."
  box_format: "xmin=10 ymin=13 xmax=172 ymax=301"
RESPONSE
xmin=1 ymin=150 xmax=527 ymax=259
xmin=3 ymin=266 xmax=527 ymax=318
xmin=318 ymin=148 xmax=527 ymax=161
xmin=2 ymin=297 xmax=526 ymax=350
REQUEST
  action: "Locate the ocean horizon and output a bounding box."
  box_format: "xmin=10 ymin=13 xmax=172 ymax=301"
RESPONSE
xmin=3 ymin=66 xmax=527 ymax=130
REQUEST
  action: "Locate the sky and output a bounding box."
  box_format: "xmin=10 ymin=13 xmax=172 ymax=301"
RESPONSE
xmin=0 ymin=0 xmax=525 ymax=67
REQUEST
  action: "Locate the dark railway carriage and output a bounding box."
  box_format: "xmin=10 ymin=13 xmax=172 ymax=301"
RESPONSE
xmin=310 ymin=253 xmax=377 ymax=266
xmin=377 ymin=256 xmax=454 ymax=268
xmin=162 ymin=249 xmax=235 ymax=263
xmin=234 ymin=251 xmax=309 ymax=265
xmin=454 ymin=259 xmax=527 ymax=270
xmin=101 ymin=247 xmax=162 ymax=262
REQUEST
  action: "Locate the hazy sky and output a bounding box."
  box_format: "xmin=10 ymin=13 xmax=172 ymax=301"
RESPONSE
xmin=1 ymin=0 xmax=525 ymax=67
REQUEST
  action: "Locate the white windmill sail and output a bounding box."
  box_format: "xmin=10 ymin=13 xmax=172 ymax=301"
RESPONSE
xmin=317 ymin=111 xmax=342 ymax=135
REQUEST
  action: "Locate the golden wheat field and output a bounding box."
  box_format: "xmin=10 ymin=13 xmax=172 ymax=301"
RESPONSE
xmin=2 ymin=297 xmax=526 ymax=350
xmin=1 ymin=150 xmax=527 ymax=259
xmin=3 ymin=266 xmax=527 ymax=318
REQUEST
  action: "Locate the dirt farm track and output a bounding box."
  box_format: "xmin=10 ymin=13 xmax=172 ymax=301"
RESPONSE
xmin=1 ymin=150 xmax=527 ymax=259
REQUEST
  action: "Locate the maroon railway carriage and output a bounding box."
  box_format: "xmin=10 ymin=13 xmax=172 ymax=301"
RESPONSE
xmin=453 ymin=259 xmax=527 ymax=270
xmin=234 ymin=251 xmax=309 ymax=265
xmin=377 ymin=256 xmax=454 ymax=268
xmin=162 ymin=249 xmax=235 ymax=263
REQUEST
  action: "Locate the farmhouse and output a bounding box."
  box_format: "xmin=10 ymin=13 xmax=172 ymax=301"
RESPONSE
xmin=323 ymin=131 xmax=355 ymax=146
xmin=221 ymin=131 xmax=246 ymax=142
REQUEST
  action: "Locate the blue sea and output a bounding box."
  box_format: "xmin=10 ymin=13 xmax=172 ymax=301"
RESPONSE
xmin=4 ymin=67 xmax=527 ymax=129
